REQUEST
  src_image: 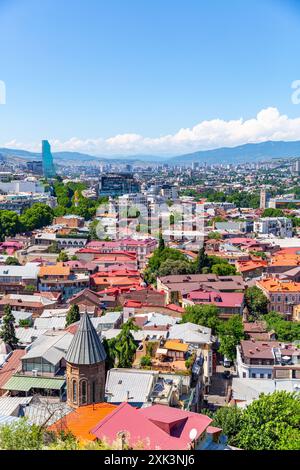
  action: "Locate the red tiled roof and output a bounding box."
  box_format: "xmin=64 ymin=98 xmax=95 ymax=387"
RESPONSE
xmin=0 ymin=350 xmax=25 ymax=389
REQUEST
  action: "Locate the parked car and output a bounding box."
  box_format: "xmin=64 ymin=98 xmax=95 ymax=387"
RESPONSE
xmin=223 ymin=357 xmax=232 ymax=368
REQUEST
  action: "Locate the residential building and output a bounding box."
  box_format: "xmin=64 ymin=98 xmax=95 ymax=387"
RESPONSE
xmin=256 ymin=277 xmax=300 ymax=318
xmin=236 ymin=340 xmax=300 ymax=379
xmin=254 ymin=217 xmax=293 ymax=238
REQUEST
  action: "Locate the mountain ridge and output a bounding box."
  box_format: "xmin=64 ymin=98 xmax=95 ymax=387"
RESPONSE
xmin=1 ymin=140 xmax=300 ymax=165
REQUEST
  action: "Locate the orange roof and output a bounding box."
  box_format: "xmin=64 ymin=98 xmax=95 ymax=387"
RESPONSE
xmin=164 ymin=340 xmax=189 ymax=352
xmin=237 ymin=260 xmax=267 ymax=273
xmin=257 ymin=278 xmax=300 ymax=292
xmin=92 ymin=276 xmax=140 ymax=286
xmin=48 ymin=403 xmax=117 ymax=442
xmin=270 ymin=253 xmax=300 ymax=267
xmin=39 ymin=263 xmax=70 ymax=277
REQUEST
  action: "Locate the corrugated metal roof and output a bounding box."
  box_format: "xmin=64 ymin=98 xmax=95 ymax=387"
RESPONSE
xmin=0 ymin=396 xmax=33 ymax=416
xmin=66 ymin=313 xmax=106 ymax=365
xmin=105 ymin=368 xmax=157 ymax=404
xmin=0 ymin=415 xmax=20 ymax=426
xmin=3 ymin=376 xmax=65 ymax=392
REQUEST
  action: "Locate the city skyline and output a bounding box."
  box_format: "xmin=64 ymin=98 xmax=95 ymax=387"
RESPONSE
xmin=1 ymin=0 xmax=300 ymax=156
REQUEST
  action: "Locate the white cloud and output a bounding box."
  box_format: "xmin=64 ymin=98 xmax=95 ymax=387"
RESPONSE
xmin=4 ymin=107 xmax=300 ymax=156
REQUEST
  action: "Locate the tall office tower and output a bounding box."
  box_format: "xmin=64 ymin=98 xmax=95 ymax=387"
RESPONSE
xmin=192 ymin=162 xmax=199 ymax=171
xmin=260 ymin=189 xmax=268 ymax=210
xmin=42 ymin=140 xmax=56 ymax=179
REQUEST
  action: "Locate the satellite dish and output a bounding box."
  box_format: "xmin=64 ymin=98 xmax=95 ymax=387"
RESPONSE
xmin=189 ymin=428 xmax=198 ymax=441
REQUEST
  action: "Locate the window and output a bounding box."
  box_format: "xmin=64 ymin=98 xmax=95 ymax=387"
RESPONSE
xmin=251 ymin=373 xmax=256 ymax=378
xmin=243 ymin=372 xmax=247 ymax=378
xmin=260 ymin=373 xmax=264 ymax=378
xmin=72 ymin=380 xmax=77 ymax=404
xmin=81 ymin=380 xmax=87 ymax=405
xmin=268 ymin=374 xmax=272 ymax=379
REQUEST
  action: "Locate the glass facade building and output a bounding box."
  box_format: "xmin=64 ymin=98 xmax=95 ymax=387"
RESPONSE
xmin=42 ymin=140 xmax=56 ymax=179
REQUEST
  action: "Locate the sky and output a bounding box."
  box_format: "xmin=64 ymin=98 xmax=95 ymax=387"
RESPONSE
xmin=1 ymin=0 xmax=300 ymax=156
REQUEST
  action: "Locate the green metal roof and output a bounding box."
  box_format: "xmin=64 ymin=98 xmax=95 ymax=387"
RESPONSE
xmin=3 ymin=376 xmax=65 ymax=392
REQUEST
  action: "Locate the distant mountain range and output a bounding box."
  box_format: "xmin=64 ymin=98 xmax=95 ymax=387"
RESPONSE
xmin=1 ymin=140 xmax=300 ymax=166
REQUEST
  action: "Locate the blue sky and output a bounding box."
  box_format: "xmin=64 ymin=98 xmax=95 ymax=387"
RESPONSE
xmin=1 ymin=0 xmax=300 ymax=155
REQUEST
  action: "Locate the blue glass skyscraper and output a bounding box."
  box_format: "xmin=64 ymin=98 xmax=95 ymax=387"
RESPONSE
xmin=42 ymin=140 xmax=56 ymax=179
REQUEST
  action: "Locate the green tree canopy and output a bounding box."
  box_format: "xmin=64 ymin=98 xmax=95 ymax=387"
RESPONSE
xmin=182 ymin=304 xmax=220 ymax=334
xmin=245 ymin=286 xmax=269 ymax=318
xmin=20 ymin=203 xmax=54 ymax=232
xmin=5 ymin=257 xmax=21 ymax=266
xmin=218 ymin=315 xmax=244 ymax=361
xmin=0 ymin=305 xmax=18 ymax=349
xmin=264 ymin=311 xmax=300 ymax=342
xmin=65 ymin=305 xmax=80 ymax=328
xmin=235 ymin=391 xmax=300 ymax=450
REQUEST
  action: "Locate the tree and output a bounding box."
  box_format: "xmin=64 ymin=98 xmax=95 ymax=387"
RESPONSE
xmin=114 ymin=319 xmax=139 ymax=368
xmin=235 ymin=391 xmax=300 ymax=450
xmin=208 ymin=231 xmax=222 ymax=240
xmin=261 ymin=208 xmax=284 ymax=218
xmin=218 ymin=315 xmax=244 ymax=361
xmin=0 ymin=419 xmax=44 ymax=450
xmin=20 ymin=203 xmax=54 ymax=231
xmin=0 ymin=305 xmax=18 ymax=349
xmin=182 ymin=305 xmax=220 ymax=334
xmin=5 ymin=257 xmax=20 ymax=266
xmin=47 ymin=241 xmax=61 ymax=254
xmin=158 ymin=259 xmax=193 ymax=277
xmin=211 ymin=263 xmax=237 ymax=276
xmin=196 ymin=247 xmax=209 ymax=273
xmin=0 ymin=210 xmax=21 ymax=241
xmin=65 ymin=305 xmax=80 ymax=327
xmin=264 ymin=311 xmax=300 ymax=342
xmin=245 ymin=286 xmax=269 ymax=318
xmin=209 ymin=406 xmax=243 ymax=446
xmin=158 ymin=233 xmax=165 ymax=252
xmin=57 ymin=251 xmax=69 ymax=262
xmin=24 ymin=284 xmax=36 ymax=294
xmin=140 ymin=355 xmax=152 ymax=368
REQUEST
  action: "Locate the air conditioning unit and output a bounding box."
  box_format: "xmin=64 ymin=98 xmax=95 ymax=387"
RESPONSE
xmin=32 ymin=370 xmax=38 ymax=377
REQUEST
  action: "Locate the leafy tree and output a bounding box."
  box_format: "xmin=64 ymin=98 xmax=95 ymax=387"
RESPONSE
xmin=140 ymin=355 xmax=152 ymax=368
xmin=47 ymin=241 xmax=61 ymax=254
xmin=20 ymin=203 xmax=54 ymax=231
xmin=182 ymin=305 xmax=220 ymax=334
xmin=208 ymin=231 xmax=222 ymax=240
xmin=65 ymin=305 xmax=80 ymax=327
xmin=158 ymin=233 xmax=165 ymax=252
xmin=18 ymin=319 xmax=32 ymax=328
xmin=144 ymin=246 xmax=187 ymax=285
xmin=0 ymin=419 xmax=44 ymax=450
xmin=158 ymin=259 xmax=193 ymax=277
xmin=57 ymin=251 xmax=69 ymax=262
xmin=102 ymin=336 xmax=117 ymax=370
xmin=245 ymin=286 xmax=269 ymax=318
xmin=264 ymin=311 xmax=300 ymax=342
xmin=0 ymin=210 xmax=22 ymax=241
xmin=209 ymin=406 xmax=243 ymax=445
xmin=196 ymin=247 xmax=209 ymax=273
xmin=114 ymin=319 xmax=139 ymax=368
xmin=211 ymin=263 xmax=237 ymax=276
xmin=261 ymin=208 xmax=284 ymax=218
xmin=218 ymin=315 xmax=244 ymax=361
xmin=0 ymin=305 xmax=18 ymax=349
xmin=235 ymin=391 xmax=300 ymax=450
xmin=24 ymin=284 xmax=36 ymax=293
xmin=5 ymin=257 xmax=20 ymax=266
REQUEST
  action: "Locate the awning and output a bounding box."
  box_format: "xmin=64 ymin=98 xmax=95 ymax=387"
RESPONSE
xmin=3 ymin=376 xmax=65 ymax=392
